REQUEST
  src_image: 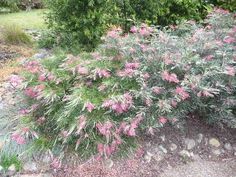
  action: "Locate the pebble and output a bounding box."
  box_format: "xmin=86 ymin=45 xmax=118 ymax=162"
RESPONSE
xmin=144 ymin=151 xmax=153 ymax=163
xmin=197 ymin=133 xmax=203 ymax=143
xmin=224 ymin=143 xmax=232 ymax=151
xmin=17 ymin=173 xmax=53 ymax=177
xmin=209 ymin=138 xmax=221 ymax=148
xmin=104 ymin=159 xmax=114 ymax=168
xmin=160 ymin=135 xmax=166 ymax=142
xmin=8 ymin=164 xmax=16 ymax=176
xmin=184 ymin=138 xmax=196 ymax=150
xmin=159 ymin=145 xmax=168 ymax=154
xmin=212 ymin=149 xmax=221 ymax=156
xmin=0 ymin=165 xmax=3 ymax=172
xmin=169 ymin=143 xmax=178 ymax=151
xmin=153 ymin=150 xmax=164 ymax=162
xmin=179 ymin=150 xmax=191 ymax=158
xmin=23 ymin=162 xmax=38 ymax=172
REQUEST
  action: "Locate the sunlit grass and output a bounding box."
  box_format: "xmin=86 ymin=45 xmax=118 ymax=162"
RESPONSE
xmin=0 ymin=9 xmax=47 ymax=30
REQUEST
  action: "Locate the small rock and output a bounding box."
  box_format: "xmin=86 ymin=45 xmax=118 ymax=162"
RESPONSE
xmin=197 ymin=133 xmax=203 ymax=143
xmin=144 ymin=151 xmax=153 ymax=163
xmin=153 ymin=150 xmax=164 ymax=162
xmin=23 ymin=161 xmax=38 ymax=172
xmin=179 ymin=150 xmax=191 ymax=158
xmin=169 ymin=143 xmax=178 ymax=151
xmin=209 ymin=138 xmax=221 ymax=148
xmin=212 ymin=149 xmax=221 ymax=156
xmin=8 ymin=164 xmax=16 ymax=176
xmin=159 ymin=145 xmax=168 ymax=154
xmin=234 ymin=152 xmax=236 ymax=156
xmin=224 ymin=143 xmax=232 ymax=151
xmin=160 ymin=135 xmax=166 ymax=142
xmin=8 ymin=164 xmax=16 ymax=172
xmin=104 ymin=159 xmax=114 ymax=168
xmin=184 ymin=138 xmax=196 ymax=150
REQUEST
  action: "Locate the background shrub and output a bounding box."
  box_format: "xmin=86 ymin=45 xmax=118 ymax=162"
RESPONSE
xmin=14 ymin=10 xmax=236 ymax=159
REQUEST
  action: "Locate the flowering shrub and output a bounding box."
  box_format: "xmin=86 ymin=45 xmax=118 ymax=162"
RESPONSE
xmin=14 ymin=9 xmax=236 ymax=159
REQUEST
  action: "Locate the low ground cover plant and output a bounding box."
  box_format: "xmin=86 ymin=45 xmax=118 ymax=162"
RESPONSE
xmin=2 ymin=24 xmax=32 ymax=45
xmin=10 ymin=9 xmax=235 ymax=162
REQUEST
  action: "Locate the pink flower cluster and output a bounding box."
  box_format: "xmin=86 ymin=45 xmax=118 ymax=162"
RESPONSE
xmin=95 ymin=69 xmax=111 ymax=78
xmin=24 ymin=85 xmax=45 ymax=98
xmin=225 ymin=66 xmax=235 ymax=76
xmin=175 ymin=87 xmax=190 ymax=100
xmin=76 ymin=65 xmax=89 ymax=75
xmin=24 ymin=61 xmax=41 ymax=73
xmin=102 ymin=93 xmax=133 ymax=114
xmin=130 ymin=24 xmax=153 ymax=37
xmin=96 ymin=121 xmax=113 ymax=139
xmin=85 ymin=102 xmax=95 ymax=112
xmin=117 ymin=62 xmax=140 ymax=78
xmin=11 ymin=133 xmax=26 ymax=145
xmin=161 ymin=71 xmax=179 ymax=83
xmin=9 ymin=75 xmax=23 ymax=88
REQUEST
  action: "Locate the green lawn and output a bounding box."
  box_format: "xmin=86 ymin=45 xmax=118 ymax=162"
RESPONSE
xmin=0 ymin=9 xmax=47 ymax=30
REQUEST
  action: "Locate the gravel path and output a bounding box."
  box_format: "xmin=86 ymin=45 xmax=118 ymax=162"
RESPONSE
xmin=160 ymin=159 xmax=236 ymax=177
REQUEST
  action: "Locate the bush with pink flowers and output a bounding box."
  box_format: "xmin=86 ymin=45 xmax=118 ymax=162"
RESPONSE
xmin=13 ymin=9 xmax=236 ymax=159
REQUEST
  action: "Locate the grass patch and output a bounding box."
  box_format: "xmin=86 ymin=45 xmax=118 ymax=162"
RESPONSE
xmin=0 ymin=9 xmax=47 ymax=30
xmin=2 ymin=24 xmax=32 ymax=45
xmin=0 ymin=154 xmax=22 ymax=171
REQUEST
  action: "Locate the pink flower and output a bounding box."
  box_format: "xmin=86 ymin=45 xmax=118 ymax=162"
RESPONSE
xmin=143 ymin=73 xmax=150 ymax=79
xmin=11 ymin=133 xmax=26 ymax=145
xmin=204 ymin=55 xmax=214 ymax=61
xmin=125 ymin=62 xmax=140 ymax=69
xmin=96 ymin=121 xmax=113 ymax=138
xmin=159 ymin=117 xmax=168 ymax=124
xmin=25 ymin=61 xmax=41 ymax=73
xmin=171 ymin=100 xmax=178 ymax=108
xmin=19 ymin=108 xmax=30 ymax=115
xmin=175 ymin=87 xmax=190 ymax=100
xmin=161 ymin=71 xmax=179 ymax=83
xmin=24 ymin=87 xmax=38 ymax=98
xmin=9 ymin=75 xmax=23 ymax=88
xmin=214 ymin=7 xmax=229 ymax=14
xmin=107 ymin=30 xmax=119 ymax=38
xmin=85 ymin=102 xmax=95 ymax=112
xmin=152 ymin=87 xmax=162 ymax=94
xmin=223 ymin=36 xmax=235 ymax=44
xmin=96 ymin=69 xmax=111 ymax=78
xmin=38 ymin=74 xmax=46 ymax=82
xmin=97 ymin=143 xmax=104 ymax=154
xmin=76 ymin=66 xmax=89 ymax=75
xmin=145 ymin=98 xmax=152 ymax=107
xmin=37 ymin=117 xmax=46 ymax=124
xmin=225 ymin=66 xmax=235 ymax=76
xmin=130 ymin=26 xmax=138 ymax=33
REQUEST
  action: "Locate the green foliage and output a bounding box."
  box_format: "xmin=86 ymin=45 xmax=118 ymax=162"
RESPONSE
xmin=0 ymin=0 xmax=19 ymax=12
xmin=207 ymin=0 xmax=236 ymax=11
xmin=14 ymin=11 xmax=236 ymax=160
xmin=2 ymin=24 xmax=32 ymax=45
xmin=0 ymin=154 xmax=22 ymax=171
xmin=44 ymin=0 xmax=116 ymax=51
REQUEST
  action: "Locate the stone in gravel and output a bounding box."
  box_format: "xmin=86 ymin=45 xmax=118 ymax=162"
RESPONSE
xmin=212 ymin=149 xmax=221 ymax=156
xmin=160 ymin=135 xmax=166 ymax=142
xmin=153 ymin=150 xmax=165 ymax=162
xmin=23 ymin=161 xmax=38 ymax=172
xmin=184 ymin=138 xmax=196 ymax=150
xmin=104 ymin=159 xmax=114 ymax=168
xmin=197 ymin=133 xmax=203 ymax=143
xmin=159 ymin=145 xmax=168 ymax=154
xmin=224 ymin=143 xmax=232 ymax=151
xmin=209 ymin=138 xmax=221 ymax=148
xmin=179 ymin=150 xmax=191 ymax=158
xmin=169 ymin=143 xmax=178 ymax=152
xmin=144 ymin=151 xmax=154 ymax=163
xmin=8 ymin=164 xmax=16 ymax=176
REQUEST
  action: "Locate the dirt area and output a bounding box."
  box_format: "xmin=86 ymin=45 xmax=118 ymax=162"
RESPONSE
xmin=52 ymin=117 xmax=236 ymax=177
xmin=0 ymin=41 xmax=34 ymax=82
